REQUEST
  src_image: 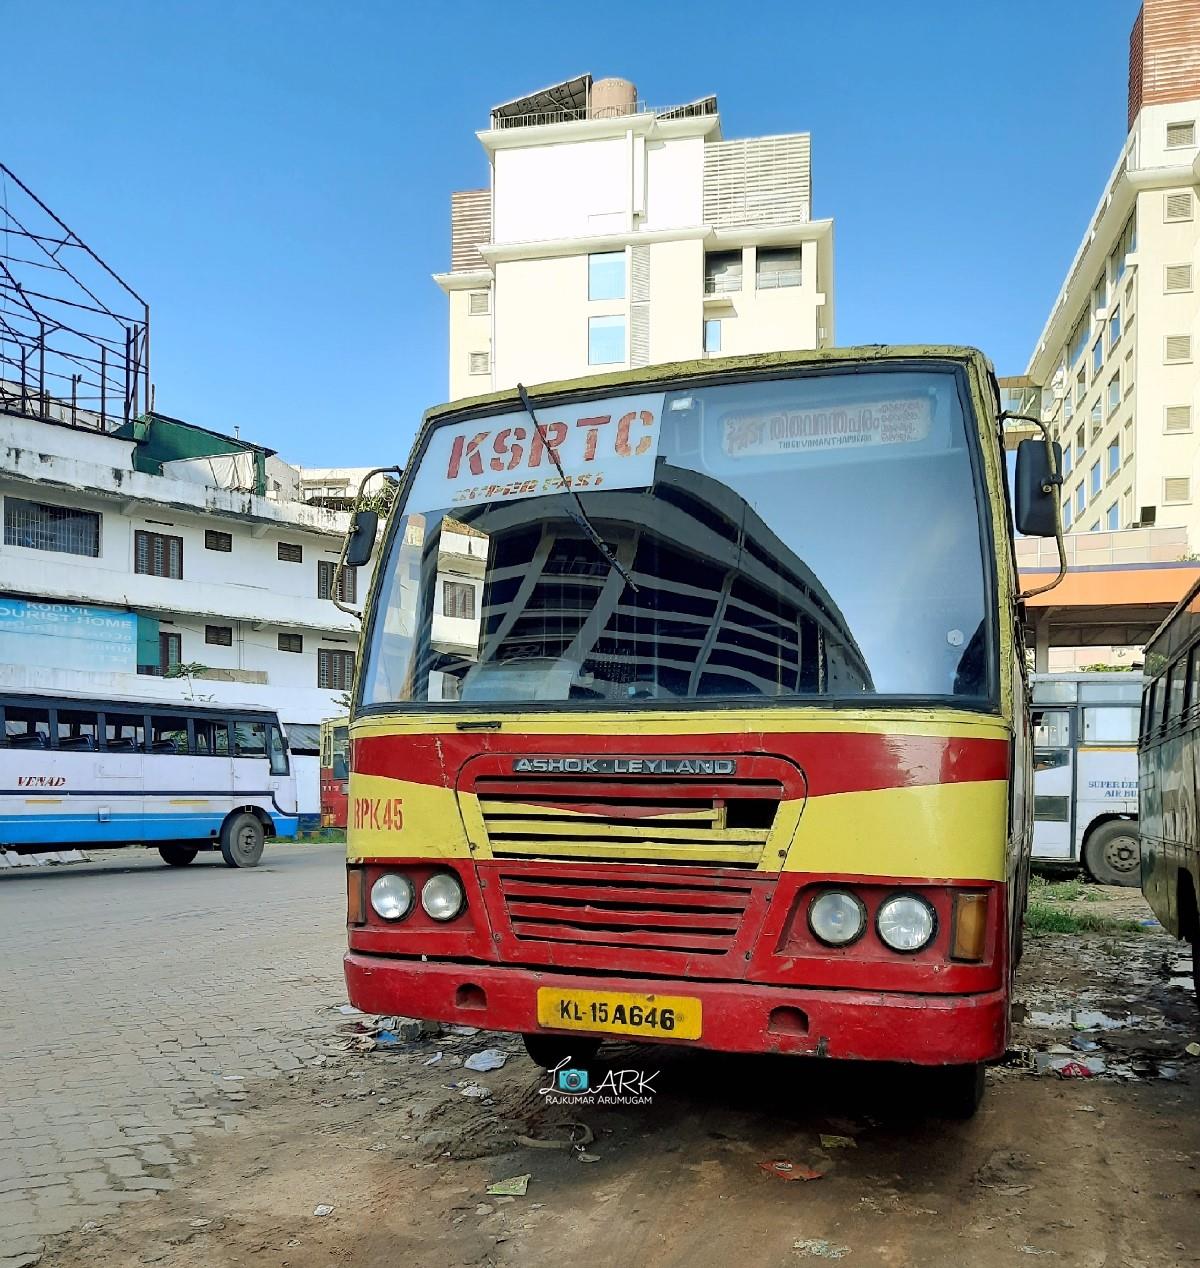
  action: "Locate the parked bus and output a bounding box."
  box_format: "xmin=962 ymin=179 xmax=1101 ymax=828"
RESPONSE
xmin=340 ymin=347 xmax=1063 ymax=1115
xmin=0 ymin=691 xmax=298 ymax=866
xmin=320 ymin=716 xmax=350 ymax=829
xmin=1031 ymin=671 xmax=1141 ymax=885
xmin=1139 ymin=579 xmax=1200 ymax=996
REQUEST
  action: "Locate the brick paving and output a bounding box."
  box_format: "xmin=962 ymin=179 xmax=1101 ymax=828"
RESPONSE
xmin=0 ymin=843 xmax=348 ymax=1267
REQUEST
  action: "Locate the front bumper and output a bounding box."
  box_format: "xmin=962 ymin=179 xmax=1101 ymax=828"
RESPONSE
xmin=344 ymin=951 xmax=1009 ymax=1065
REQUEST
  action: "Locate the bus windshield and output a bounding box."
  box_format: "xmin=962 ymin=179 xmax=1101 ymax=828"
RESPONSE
xmin=360 ymin=366 xmax=992 ymax=708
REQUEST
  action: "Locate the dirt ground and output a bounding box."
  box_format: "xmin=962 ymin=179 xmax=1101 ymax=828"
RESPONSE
xmin=42 ymin=894 xmax=1200 ymax=1268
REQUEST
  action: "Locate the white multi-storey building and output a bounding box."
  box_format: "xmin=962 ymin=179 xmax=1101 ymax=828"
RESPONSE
xmin=435 ymin=74 xmax=834 ymax=399
xmin=1024 ymin=0 xmax=1200 ymax=546
xmin=0 ymin=407 xmax=375 ymax=815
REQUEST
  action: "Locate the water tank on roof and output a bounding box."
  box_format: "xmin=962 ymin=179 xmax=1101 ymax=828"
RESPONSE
xmin=590 ymin=78 xmax=637 ymax=119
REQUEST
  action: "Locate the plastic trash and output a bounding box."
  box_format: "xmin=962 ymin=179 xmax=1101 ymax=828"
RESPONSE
xmin=1186 ymin=1042 xmax=1200 ymax=1057
xmin=757 ymin=1159 xmax=823 ymax=1181
xmin=424 ymin=1051 xmax=444 ymax=1066
xmin=459 ymin=1083 xmax=491 ymax=1099
xmin=793 ymin=1238 xmax=849 ymax=1259
xmin=465 ymin=1048 xmax=509 ymax=1073
xmin=450 ymin=1025 xmax=480 ymax=1036
xmin=577 ymin=1152 xmax=601 ymax=1163
xmin=819 ymin=1134 xmax=856 ymax=1149
xmin=486 ymin=1174 xmax=531 ymax=1196
xmin=313 ymin=1204 xmax=334 ymax=1218
xmin=338 ymin=1004 xmax=364 ymax=1015
xmin=1052 ymin=1060 xmax=1095 ymax=1079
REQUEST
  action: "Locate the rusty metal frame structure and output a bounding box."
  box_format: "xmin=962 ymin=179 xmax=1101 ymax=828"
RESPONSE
xmin=0 ymin=163 xmax=149 ymax=432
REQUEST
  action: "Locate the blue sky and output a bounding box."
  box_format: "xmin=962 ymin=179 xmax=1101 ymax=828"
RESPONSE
xmin=3 ymin=0 xmax=1136 ymax=466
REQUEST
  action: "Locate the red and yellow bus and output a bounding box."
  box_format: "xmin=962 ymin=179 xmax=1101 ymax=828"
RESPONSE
xmin=320 ymin=716 xmax=349 ymax=830
xmin=342 ymin=348 xmax=1061 ymax=1115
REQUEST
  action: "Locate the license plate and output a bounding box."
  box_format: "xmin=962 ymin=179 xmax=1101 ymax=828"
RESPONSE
xmin=536 ymin=988 xmax=701 ymax=1039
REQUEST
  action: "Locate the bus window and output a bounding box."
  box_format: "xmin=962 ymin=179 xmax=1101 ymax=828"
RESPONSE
xmin=5 ymin=704 xmax=50 ymax=748
xmin=233 ymin=720 xmax=267 ymax=758
xmin=150 ymin=715 xmax=190 ymax=754
xmin=1168 ymin=662 xmax=1188 ymax=727
xmin=56 ymin=708 xmax=98 ymax=751
xmin=1189 ymin=645 xmax=1200 ymax=714
xmin=103 ymin=713 xmax=146 ymax=752
xmin=1082 ymin=706 xmax=1138 ymax=744
xmin=1033 ymin=680 xmax=1078 ymax=703
xmin=1079 ymin=680 xmax=1141 ymax=704
xmin=1033 ymin=709 xmax=1070 ymax=770
xmin=193 ymin=719 xmax=230 ymax=756
xmin=268 ymin=726 xmax=289 ymax=776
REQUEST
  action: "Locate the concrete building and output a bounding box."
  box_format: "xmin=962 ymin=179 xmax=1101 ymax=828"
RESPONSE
xmin=0 ymin=407 xmax=375 ymax=815
xmin=435 ymin=74 xmax=834 ymax=399
xmin=1024 ymin=0 xmax=1200 ymax=550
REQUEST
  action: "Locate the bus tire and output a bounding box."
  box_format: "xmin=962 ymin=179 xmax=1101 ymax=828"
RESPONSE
xmin=220 ymin=812 xmax=265 ymax=868
xmin=939 ymin=1062 xmax=987 ymax=1118
xmin=522 ymin=1034 xmax=600 ymax=1071
xmin=1083 ymin=821 xmax=1140 ymax=887
xmin=158 ymin=845 xmax=198 ymax=867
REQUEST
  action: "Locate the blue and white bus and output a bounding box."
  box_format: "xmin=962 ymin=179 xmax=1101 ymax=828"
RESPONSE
xmin=0 ymin=691 xmax=299 ymax=867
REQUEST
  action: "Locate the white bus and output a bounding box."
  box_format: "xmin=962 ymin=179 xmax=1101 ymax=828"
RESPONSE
xmin=1031 ymin=671 xmax=1140 ymax=885
xmin=0 ymin=691 xmax=299 ymax=867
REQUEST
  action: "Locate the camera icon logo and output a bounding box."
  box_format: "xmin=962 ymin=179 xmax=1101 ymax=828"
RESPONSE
xmin=556 ymin=1067 xmax=589 ymax=1094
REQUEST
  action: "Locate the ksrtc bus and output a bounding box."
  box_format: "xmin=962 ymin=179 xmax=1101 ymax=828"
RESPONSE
xmin=341 ymin=347 xmax=1063 ymax=1115
xmin=1031 ymin=672 xmax=1140 ymax=885
xmin=1140 ymin=579 xmax=1200 ymax=996
xmin=320 ymin=716 xmax=349 ymax=829
xmin=0 ymin=692 xmax=298 ymax=866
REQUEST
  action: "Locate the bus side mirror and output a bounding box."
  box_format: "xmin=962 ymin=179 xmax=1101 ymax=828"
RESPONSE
xmin=1014 ymin=439 xmax=1062 ymax=538
xmin=345 ymin=509 xmax=378 ymax=568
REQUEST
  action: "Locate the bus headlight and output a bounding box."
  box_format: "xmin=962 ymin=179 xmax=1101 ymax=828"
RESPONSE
xmin=808 ymin=890 xmax=866 ymax=946
xmin=370 ymin=873 xmax=414 ymax=921
xmin=421 ymin=873 xmax=466 ymax=921
xmin=877 ymin=894 xmax=936 ymax=952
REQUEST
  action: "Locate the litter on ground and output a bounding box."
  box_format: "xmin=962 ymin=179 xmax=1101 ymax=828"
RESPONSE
xmin=486 ymin=1174 xmax=531 ymax=1197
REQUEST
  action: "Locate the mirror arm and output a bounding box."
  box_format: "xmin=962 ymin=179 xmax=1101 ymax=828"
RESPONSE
xmin=330 ymin=465 xmax=403 ymax=619
xmin=1002 ymin=411 xmax=1067 ymax=601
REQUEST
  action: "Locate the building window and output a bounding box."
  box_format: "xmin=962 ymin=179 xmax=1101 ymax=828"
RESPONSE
xmin=1061 ymin=446 xmax=1073 ymax=478
xmin=468 ymin=290 xmax=490 ymax=316
xmin=1064 ymin=393 xmax=1073 ymax=423
xmin=1089 ymin=461 xmax=1101 ymax=499
xmin=138 ymin=631 xmax=181 ymax=678
xmin=3 ymin=497 xmax=100 ymax=557
xmin=1091 ymin=338 xmax=1103 ymax=376
xmin=1165 ymin=334 xmax=1193 ymax=363
xmin=1166 ymin=120 xmax=1196 ymax=148
xmin=588 ymin=315 xmax=625 ymax=366
xmin=318 ymin=559 xmax=357 ymax=604
xmin=704 ymin=251 xmax=742 ymax=295
xmin=1074 ymin=484 xmax=1085 ymax=517
xmin=1165 ymin=191 xmax=1194 ymax=223
xmin=1092 ymin=275 xmax=1107 ymax=315
xmin=134 ymin=529 xmax=183 ymax=579
xmin=755 ymin=247 xmax=803 ymax=290
xmin=1165 ymin=263 xmax=1193 ymax=293
xmin=318 ymin=648 xmax=356 ymax=691
xmin=443 ymin=579 xmax=475 ymax=619
xmin=1075 ymin=368 xmax=1086 ymax=404
xmin=204 ymin=529 xmax=232 ymax=552
xmin=1165 ymin=404 xmax=1193 ymax=433
xmin=1068 ymin=312 xmax=1088 ymax=366
xmin=278 ymin=541 xmax=303 ymax=563
xmin=1112 ymin=210 xmax=1136 ymax=279
xmin=278 ymin=632 xmax=303 ymax=654
xmin=588 ymin=252 xmax=626 ymax=301
xmin=1090 ymin=399 xmax=1103 ymax=435
xmin=1088 ymin=520 xmax=1101 ymax=533
xmin=205 ymin=625 xmax=232 ymax=647
xmin=703 ymin=319 xmax=722 ymax=353
xmin=1164 ymin=477 xmax=1192 ymax=504
xmin=1074 ymin=427 xmax=1085 ymax=460
xmin=1108 ymin=309 xmax=1120 ymax=350
xmin=468 ymin=351 xmax=490 ymax=375
xmin=1106 ymin=503 xmax=1119 ymax=531
xmin=1107 ymin=437 xmax=1120 ymax=477
xmin=1107 ymin=374 xmax=1120 ymax=417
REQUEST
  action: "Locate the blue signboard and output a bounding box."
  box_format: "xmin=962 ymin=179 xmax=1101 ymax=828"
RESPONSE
xmin=0 ymin=598 xmax=138 ymax=672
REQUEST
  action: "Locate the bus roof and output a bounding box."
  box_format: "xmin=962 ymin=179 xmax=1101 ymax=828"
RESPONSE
xmin=421 ymin=345 xmax=998 ymax=427
xmin=0 ymin=689 xmax=282 ymax=719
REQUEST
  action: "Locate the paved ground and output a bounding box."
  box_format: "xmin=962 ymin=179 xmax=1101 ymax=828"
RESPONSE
xmin=0 ymin=843 xmax=349 ymax=1268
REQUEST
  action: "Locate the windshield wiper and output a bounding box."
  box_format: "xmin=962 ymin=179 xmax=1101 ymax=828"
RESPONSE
xmin=516 ymin=382 xmax=639 ymax=594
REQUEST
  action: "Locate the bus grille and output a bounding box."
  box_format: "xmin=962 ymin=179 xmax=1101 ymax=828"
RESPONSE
xmin=496 ymin=865 xmax=756 ymax=956
xmin=473 ymin=780 xmax=781 ymax=868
